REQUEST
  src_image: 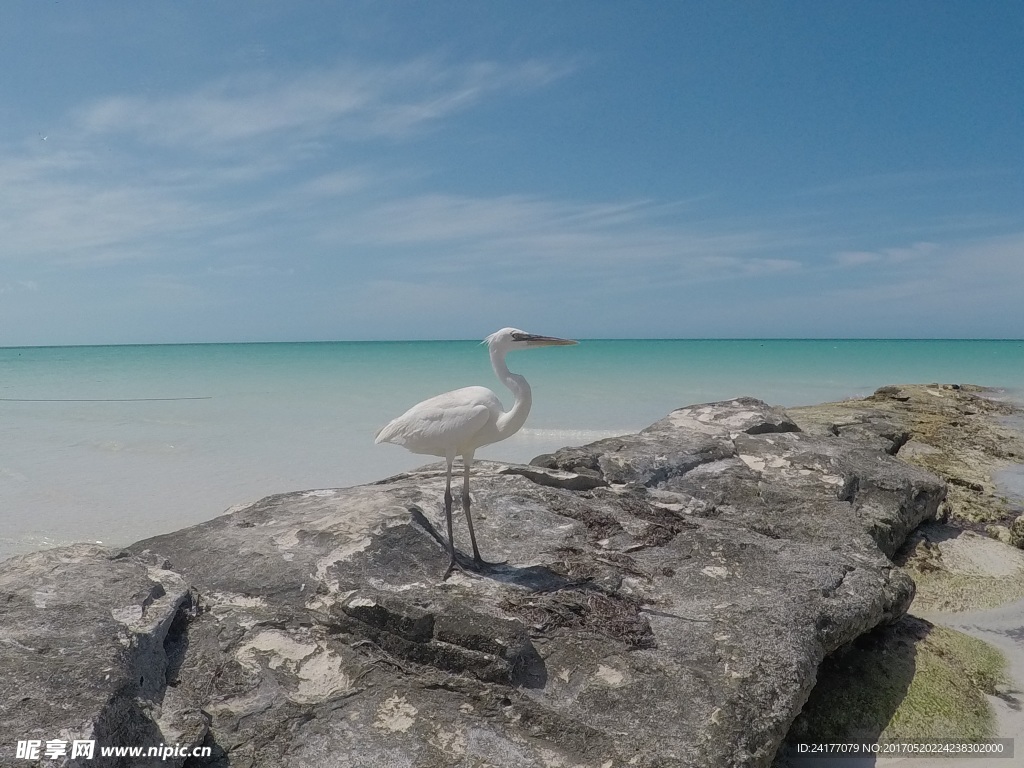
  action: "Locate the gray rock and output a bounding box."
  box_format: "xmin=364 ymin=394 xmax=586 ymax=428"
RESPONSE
xmin=0 ymin=397 xmax=945 ymax=768
xmin=0 ymin=545 xmax=201 ymax=768
xmin=531 ymin=397 xmax=799 ymax=487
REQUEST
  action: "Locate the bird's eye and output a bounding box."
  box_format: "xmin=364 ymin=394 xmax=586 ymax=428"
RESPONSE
xmin=510 ymin=332 xmax=528 ymax=342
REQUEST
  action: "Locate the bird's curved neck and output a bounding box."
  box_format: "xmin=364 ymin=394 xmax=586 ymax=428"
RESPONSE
xmin=491 ymin=346 xmax=532 ymax=439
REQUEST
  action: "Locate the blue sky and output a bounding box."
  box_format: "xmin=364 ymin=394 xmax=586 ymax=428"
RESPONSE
xmin=1 ymin=1 xmax=1021 ymax=344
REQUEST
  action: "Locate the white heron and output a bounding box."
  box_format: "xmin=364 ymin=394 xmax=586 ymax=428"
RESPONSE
xmin=375 ymin=327 xmax=578 ymax=578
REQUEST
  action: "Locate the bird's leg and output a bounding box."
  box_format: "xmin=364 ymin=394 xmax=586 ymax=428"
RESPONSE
xmin=442 ymin=458 xmax=459 ymax=580
xmin=462 ymin=459 xmax=482 ymax=562
xmin=461 ymin=457 xmax=506 ymax=570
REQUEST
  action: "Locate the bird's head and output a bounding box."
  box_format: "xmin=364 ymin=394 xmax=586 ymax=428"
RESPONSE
xmin=483 ymin=327 xmax=578 ymax=353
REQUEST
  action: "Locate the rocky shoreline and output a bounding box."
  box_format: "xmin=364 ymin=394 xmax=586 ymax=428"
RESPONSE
xmin=1 ymin=385 xmax=1021 ymax=768
xmin=778 ymin=385 xmax=1024 ymax=767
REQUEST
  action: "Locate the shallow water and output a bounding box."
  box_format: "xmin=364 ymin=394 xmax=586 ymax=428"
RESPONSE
xmin=994 ymin=466 xmax=1024 ymax=511
xmin=2 ymin=339 xmax=1022 ymax=560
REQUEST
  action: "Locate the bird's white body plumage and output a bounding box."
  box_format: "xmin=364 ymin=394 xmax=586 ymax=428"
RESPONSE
xmin=374 ymin=385 xmax=507 ymax=458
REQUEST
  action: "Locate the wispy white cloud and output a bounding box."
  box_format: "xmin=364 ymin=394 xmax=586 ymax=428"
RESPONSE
xmin=789 ymin=168 xmax=1016 ymax=200
xmin=0 ymin=149 xmax=216 ymax=266
xmin=833 ymin=250 xmax=882 ymax=267
xmin=833 ymin=241 xmax=938 ymax=268
xmin=75 ymin=58 xmax=573 ymax=149
xmin=820 ymin=235 xmax=1024 ymax=328
xmin=294 ymin=170 xmax=370 ymax=198
xmin=334 ymin=193 xmax=812 ymax=286
xmin=0 ymin=279 xmax=39 ymax=294
xmin=0 ymin=57 xmax=575 ymax=275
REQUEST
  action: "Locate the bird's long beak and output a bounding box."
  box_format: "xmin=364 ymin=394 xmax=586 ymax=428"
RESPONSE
xmin=514 ymin=333 xmax=578 ymax=347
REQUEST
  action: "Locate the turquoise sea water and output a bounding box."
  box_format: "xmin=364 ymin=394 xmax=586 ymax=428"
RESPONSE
xmin=1 ymin=339 xmax=1022 ymax=560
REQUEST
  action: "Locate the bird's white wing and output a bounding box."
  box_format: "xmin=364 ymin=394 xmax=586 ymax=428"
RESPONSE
xmin=375 ymin=386 xmax=502 ymax=457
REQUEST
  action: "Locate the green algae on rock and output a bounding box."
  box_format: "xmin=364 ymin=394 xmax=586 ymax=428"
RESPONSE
xmin=778 ymin=614 xmax=1008 ymax=760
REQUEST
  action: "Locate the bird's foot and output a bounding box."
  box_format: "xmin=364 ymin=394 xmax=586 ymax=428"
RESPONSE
xmin=442 ymin=557 xmax=461 ymax=580
xmin=441 ymin=554 xmax=506 ymax=579
xmin=442 ymin=553 xmax=477 ymax=580
xmin=470 ymin=555 xmax=508 ymax=572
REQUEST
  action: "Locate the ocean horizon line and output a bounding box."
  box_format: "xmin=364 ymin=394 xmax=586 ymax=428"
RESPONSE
xmin=3 ymin=337 xmax=1023 ymax=351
